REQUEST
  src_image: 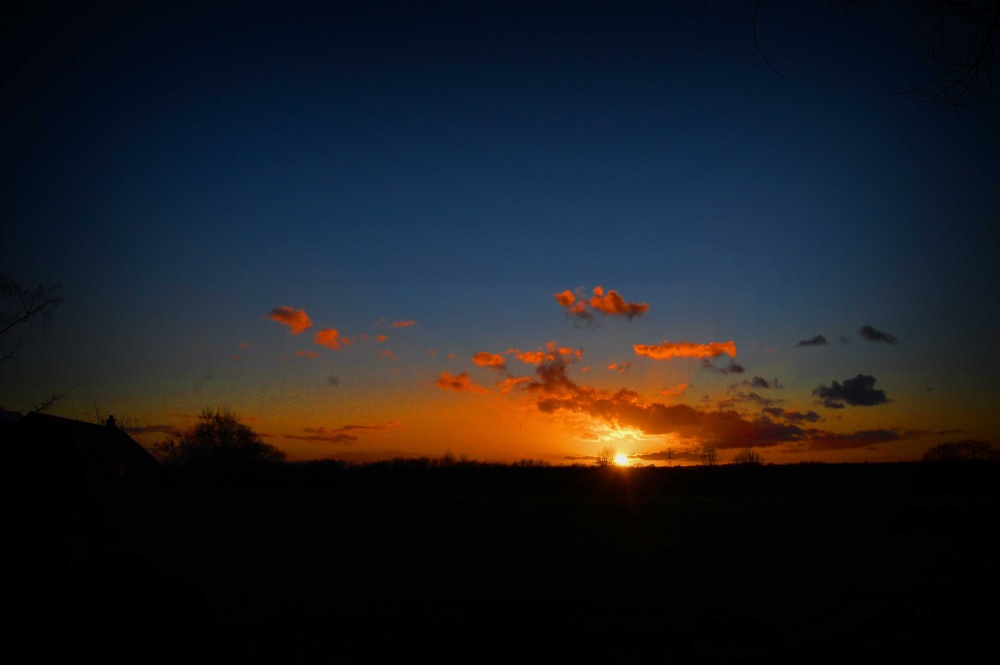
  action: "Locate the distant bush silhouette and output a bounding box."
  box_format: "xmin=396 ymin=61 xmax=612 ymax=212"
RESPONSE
xmin=922 ymin=440 xmax=998 ymax=462
xmin=596 ymin=446 xmax=617 ymax=467
xmin=153 ymin=407 xmax=285 ymax=478
xmin=699 ymin=444 xmax=719 ymax=466
xmin=732 ymin=447 xmax=764 ymax=465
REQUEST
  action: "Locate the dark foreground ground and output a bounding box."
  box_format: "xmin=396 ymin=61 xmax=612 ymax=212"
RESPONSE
xmin=14 ymin=463 xmax=1000 ymax=663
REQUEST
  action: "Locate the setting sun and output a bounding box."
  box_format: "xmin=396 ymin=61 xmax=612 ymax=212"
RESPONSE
xmin=614 ymin=453 xmax=629 ymax=466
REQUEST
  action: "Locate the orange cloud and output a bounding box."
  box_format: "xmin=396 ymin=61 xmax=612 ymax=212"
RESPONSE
xmin=268 ymin=306 xmax=312 ymax=334
xmin=608 ymin=362 xmax=631 ymax=372
xmin=659 ymin=383 xmax=689 ymax=398
xmin=379 ymin=349 xmax=397 ymax=361
xmin=520 ymin=358 xmax=902 ymax=454
xmin=436 ymin=371 xmax=489 ymax=393
xmin=314 ymin=329 xmax=350 ymax=350
xmin=239 ymin=342 xmax=250 ymax=349
xmin=555 ymin=286 xmax=648 ymax=321
xmin=472 ymin=351 xmax=507 ymax=371
xmin=295 ymin=350 xmax=319 ymax=359
xmin=634 ymin=340 xmax=737 ymax=360
xmin=506 ymin=342 xmax=583 ymax=366
xmin=553 ymin=290 xmax=576 ymax=307
xmin=499 ymin=376 xmax=532 ymax=394
xmin=375 ymin=334 xmax=388 ymax=343
xmin=526 ymin=356 xmax=811 ymax=450
xmin=588 ymin=286 xmax=649 ymax=319
xmin=392 ymin=320 xmax=416 ymax=328
xmin=510 ymin=349 xmax=547 ymax=364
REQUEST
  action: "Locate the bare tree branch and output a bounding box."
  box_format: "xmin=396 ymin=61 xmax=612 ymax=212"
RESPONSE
xmin=0 ymin=272 xmax=63 ymax=363
xmin=725 ymin=1 xmax=998 ymax=111
xmin=28 ymin=381 xmax=83 ymax=414
xmin=728 ymin=0 xmax=787 ymax=80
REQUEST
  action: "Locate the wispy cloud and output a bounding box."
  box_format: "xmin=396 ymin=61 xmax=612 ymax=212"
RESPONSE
xmin=634 ymin=340 xmax=737 ymax=360
xmin=804 ymin=428 xmax=903 ymax=450
xmin=134 ymin=424 xmax=181 ymax=436
xmin=717 ymin=391 xmax=781 ymax=408
xmin=472 ymin=351 xmax=507 ymax=371
xmin=194 ymin=371 xmax=214 ymax=390
xmin=295 ymin=350 xmax=319 ymax=359
xmin=762 ymin=407 xmax=822 ymax=424
xmin=285 ymin=422 xmax=401 ymax=444
xmin=739 ymin=376 xmax=782 ymax=389
xmin=392 ymin=320 xmax=416 ymax=328
xmin=860 ymin=325 xmax=898 ymax=344
xmin=436 ymin=371 xmax=489 ymax=393
xmin=268 ymin=306 xmax=312 ymax=334
xmin=796 ymin=335 xmax=827 ymax=347
xmin=286 ymin=430 xmax=359 ymax=444
xmin=314 ymin=328 xmax=349 ymax=350
xmin=659 ymin=383 xmax=688 ymax=398
xmin=499 ymin=376 xmax=532 ymax=393
xmin=701 ymin=359 xmax=745 ymax=374
xmin=813 ymin=374 xmax=889 ymax=408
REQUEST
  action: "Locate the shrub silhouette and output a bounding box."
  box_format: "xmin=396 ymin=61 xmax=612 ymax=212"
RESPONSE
xmin=732 ymin=447 xmax=764 ymax=465
xmin=922 ymin=440 xmax=998 ymax=462
xmin=596 ymin=446 xmax=617 ymax=467
xmin=153 ymin=407 xmax=285 ymax=478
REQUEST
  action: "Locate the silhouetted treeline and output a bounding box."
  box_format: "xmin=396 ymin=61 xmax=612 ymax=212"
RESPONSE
xmin=151 ymin=457 xmax=1000 ymax=496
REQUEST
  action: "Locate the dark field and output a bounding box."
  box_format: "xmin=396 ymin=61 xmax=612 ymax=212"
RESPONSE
xmin=16 ymin=463 xmax=1000 ymax=663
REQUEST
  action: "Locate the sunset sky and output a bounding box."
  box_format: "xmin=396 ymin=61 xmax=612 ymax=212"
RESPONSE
xmin=3 ymin=1 xmax=998 ymax=465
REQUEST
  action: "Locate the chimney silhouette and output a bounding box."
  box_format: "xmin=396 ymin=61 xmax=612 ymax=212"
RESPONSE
xmin=106 ymin=415 xmax=116 ymax=429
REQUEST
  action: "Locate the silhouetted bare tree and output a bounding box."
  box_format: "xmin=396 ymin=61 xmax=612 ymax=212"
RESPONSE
xmin=700 ymin=444 xmax=720 ymax=466
xmin=152 ymin=407 xmax=285 ymax=470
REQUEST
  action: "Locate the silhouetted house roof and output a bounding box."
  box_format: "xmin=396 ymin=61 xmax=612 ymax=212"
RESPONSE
xmin=10 ymin=413 xmax=158 ymax=487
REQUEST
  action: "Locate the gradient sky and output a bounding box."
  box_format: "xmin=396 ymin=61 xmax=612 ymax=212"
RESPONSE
xmin=3 ymin=1 xmax=998 ymax=464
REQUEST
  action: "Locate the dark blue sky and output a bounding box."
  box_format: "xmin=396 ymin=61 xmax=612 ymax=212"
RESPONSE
xmin=3 ymin=1 xmax=998 ymax=463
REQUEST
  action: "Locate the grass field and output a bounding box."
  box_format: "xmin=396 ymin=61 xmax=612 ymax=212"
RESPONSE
xmin=16 ymin=463 xmax=999 ymax=663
